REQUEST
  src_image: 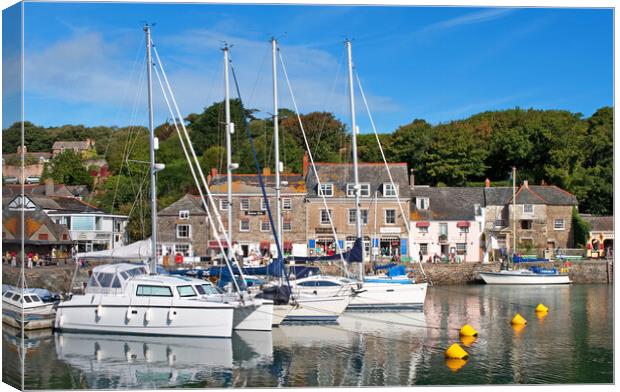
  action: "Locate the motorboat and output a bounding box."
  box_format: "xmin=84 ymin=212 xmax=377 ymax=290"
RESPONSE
xmin=2 ymin=287 xmax=56 ymax=330
xmin=54 ymin=263 xmax=235 ymax=337
xmin=187 ymin=277 xmax=274 ymax=331
xmin=479 ymin=267 xmax=571 ymax=285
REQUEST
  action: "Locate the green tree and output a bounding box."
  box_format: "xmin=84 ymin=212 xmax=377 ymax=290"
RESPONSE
xmin=572 ymin=207 xmax=592 ymax=248
xmin=41 ymin=150 xmax=93 ymax=189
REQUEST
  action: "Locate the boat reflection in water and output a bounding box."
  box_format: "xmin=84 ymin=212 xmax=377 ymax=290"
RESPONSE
xmin=54 ymin=333 xmax=234 ymax=389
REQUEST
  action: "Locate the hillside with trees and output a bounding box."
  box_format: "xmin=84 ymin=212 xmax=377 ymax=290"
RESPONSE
xmin=3 ymin=104 xmax=612 ymax=241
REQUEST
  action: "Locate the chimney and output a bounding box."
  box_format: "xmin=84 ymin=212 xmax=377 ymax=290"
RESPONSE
xmin=302 ymin=151 xmax=309 ymax=178
xmin=45 ymin=178 xmax=54 ymax=196
xmin=523 ymin=180 xmax=529 ymax=188
xmin=409 ymin=168 xmax=415 ymax=186
xmin=262 ymin=167 xmax=271 ymax=176
xmin=485 ymin=178 xmax=491 ymax=188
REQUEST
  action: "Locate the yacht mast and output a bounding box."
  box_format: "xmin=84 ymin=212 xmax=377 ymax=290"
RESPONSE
xmin=272 ymin=38 xmax=283 ymax=265
xmin=512 ymin=166 xmax=516 ymax=258
xmin=145 ymin=24 xmax=157 ymax=274
xmin=346 ymin=39 xmax=364 ymax=281
xmin=223 ymin=44 xmax=234 ymax=260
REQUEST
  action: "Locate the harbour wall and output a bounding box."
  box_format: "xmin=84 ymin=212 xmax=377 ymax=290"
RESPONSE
xmin=2 ymin=260 xmax=612 ymax=293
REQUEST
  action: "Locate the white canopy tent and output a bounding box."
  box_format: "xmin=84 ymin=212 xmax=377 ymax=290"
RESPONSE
xmin=76 ymin=239 xmax=152 ymax=261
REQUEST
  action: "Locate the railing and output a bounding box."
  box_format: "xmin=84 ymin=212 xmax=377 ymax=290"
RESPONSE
xmin=438 ymin=234 xmax=447 ymax=243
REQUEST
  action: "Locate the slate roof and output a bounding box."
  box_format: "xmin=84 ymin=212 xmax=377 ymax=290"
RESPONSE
xmin=209 ymin=173 xmax=306 ymax=195
xmin=3 ymin=184 xmax=75 ymax=198
xmin=410 ymin=187 xmax=484 ymax=221
xmin=52 ymin=141 xmax=92 ymax=150
xmin=2 ymin=193 xmax=103 ymax=214
xmin=158 ymin=194 xmax=208 ymax=216
xmin=582 ymin=215 xmax=614 ymax=232
xmin=2 ymin=208 xmax=72 ymax=245
xmin=484 ymin=185 xmax=578 ymax=206
xmin=306 ymin=162 xmax=410 ymax=198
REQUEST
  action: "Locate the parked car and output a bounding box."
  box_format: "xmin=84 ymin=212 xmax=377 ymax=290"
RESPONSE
xmin=3 ymin=176 xmax=18 ymax=184
xmin=25 ymin=176 xmax=40 ymax=184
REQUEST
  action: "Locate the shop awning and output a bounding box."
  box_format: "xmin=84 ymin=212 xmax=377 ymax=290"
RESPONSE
xmin=208 ymin=240 xmax=236 ymax=249
xmin=283 ymin=241 xmax=293 ymax=250
xmin=415 ymin=221 xmax=430 ymax=227
xmin=457 ymin=221 xmax=471 ymax=228
xmin=260 ymin=241 xmax=270 ymax=249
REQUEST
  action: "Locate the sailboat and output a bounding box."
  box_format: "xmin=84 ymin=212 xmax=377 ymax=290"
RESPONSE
xmin=54 ymin=25 xmax=235 ymax=338
xmin=279 ymin=39 xmax=428 ymax=309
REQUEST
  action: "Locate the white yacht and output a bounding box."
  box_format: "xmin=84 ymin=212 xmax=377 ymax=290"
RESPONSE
xmin=187 ymin=277 xmax=274 ymax=331
xmin=480 ymin=268 xmax=571 ymax=285
xmin=54 ymin=263 xmax=235 ymax=338
xmin=2 ymin=287 xmax=56 ymax=330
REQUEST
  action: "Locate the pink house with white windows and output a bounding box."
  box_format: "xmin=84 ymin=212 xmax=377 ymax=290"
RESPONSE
xmin=410 ymin=186 xmax=485 ymax=263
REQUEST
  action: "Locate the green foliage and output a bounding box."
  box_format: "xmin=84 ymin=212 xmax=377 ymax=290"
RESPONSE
xmin=572 ymin=207 xmax=592 ymax=248
xmin=41 ymin=150 xmax=93 ymax=189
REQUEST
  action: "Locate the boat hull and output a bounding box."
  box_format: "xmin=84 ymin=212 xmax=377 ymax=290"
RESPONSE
xmin=234 ymin=299 xmax=273 ymax=331
xmin=348 ymin=282 xmax=428 ymax=309
xmin=479 ymin=271 xmax=571 ymax=285
xmin=55 ymin=295 xmax=234 ymax=338
xmin=272 ymin=305 xmax=291 ymax=326
xmin=285 ymin=295 xmax=351 ymax=322
xmin=2 ymin=302 xmax=56 ymax=330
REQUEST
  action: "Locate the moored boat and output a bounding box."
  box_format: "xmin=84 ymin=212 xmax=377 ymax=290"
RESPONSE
xmin=2 ymin=287 xmax=56 ymax=330
xmin=479 ymin=267 xmax=571 ymax=285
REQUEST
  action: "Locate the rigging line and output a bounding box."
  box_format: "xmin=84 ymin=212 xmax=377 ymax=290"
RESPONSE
xmin=278 ymin=49 xmax=350 ymax=276
xmin=355 ymin=70 xmax=430 ymax=284
xmin=229 ymin=59 xmax=289 ymax=287
xmin=152 ymin=44 xmax=247 ymax=293
xmin=153 ymin=66 xmax=242 ymax=295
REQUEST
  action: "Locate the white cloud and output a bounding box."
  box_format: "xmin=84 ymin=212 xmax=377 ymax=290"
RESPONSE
xmin=419 ymin=8 xmax=514 ymax=35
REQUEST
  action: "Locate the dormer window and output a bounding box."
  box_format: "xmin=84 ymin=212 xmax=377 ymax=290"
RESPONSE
xmin=318 ymin=183 xmax=334 ymax=197
xmin=523 ymin=204 xmax=533 ymax=214
xmin=474 ymin=204 xmax=481 ymax=216
xmin=416 ymin=197 xmax=429 ymax=210
xmin=179 ymin=210 xmax=190 ymax=219
xmin=383 ymin=183 xmax=398 ymax=197
xmin=346 ymin=183 xmax=371 ymax=197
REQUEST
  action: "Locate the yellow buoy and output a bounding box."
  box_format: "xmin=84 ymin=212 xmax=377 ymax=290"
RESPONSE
xmin=445 ymin=358 xmax=468 ymax=372
xmin=511 ymin=313 xmax=527 ymax=325
xmin=535 ymin=303 xmax=549 ymax=313
xmin=460 ymin=335 xmax=477 ymax=347
xmin=459 ymin=324 xmax=478 ymax=337
xmin=536 ymin=311 xmax=548 ymax=321
xmin=512 ymin=323 xmax=526 ymax=335
xmin=445 ymin=343 xmax=469 ymax=359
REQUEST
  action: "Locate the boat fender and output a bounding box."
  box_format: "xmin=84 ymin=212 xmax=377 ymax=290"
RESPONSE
xmin=96 ymin=304 xmax=103 ymax=319
xmin=535 ymin=303 xmax=549 ymax=313
xmin=459 ymin=324 xmax=478 ymax=337
xmin=145 ymin=308 xmax=152 ymax=323
xmin=511 ymin=313 xmax=527 ymax=325
xmin=167 ymin=308 xmax=176 ymax=322
xmin=126 ymin=306 xmax=133 ymax=321
xmin=445 ymin=343 xmax=468 ymax=359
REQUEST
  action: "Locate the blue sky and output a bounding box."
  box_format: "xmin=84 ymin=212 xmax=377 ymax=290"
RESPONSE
xmin=2 ymin=2 xmax=613 ymax=133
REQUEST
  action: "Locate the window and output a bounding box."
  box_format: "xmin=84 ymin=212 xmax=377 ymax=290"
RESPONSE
xmin=282 ymin=198 xmax=292 ymax=210
xmin=439 ymin=223 xmax=448 ymax=236
xmin=459 ymin=226 xmax=469 ymax=233
xmin=384 ymin=209 xmax=396 ymax=224
xmin=418 ymin=226 xmax=428 ymax=233
xmin=298 ymin=280 xmax=340 ymax=287
xmin=523 ymin=204 xmax=533 ymax=214
xmin=23 ymin=296 xmax=32 ymax=303
xmin=240 ymin=198 xmax=249 ymax=210
xmin=96 ymin=273 xmax=114 ymax=287
xmin=176 ymin=224 xmax=191 ymax=239
xmin=72 ymin=216 xmax=95 ymax=231
xmin=283 ymin=219 xmax=292 ymax=231
xmin=177 ymin=285 xmax=197 ymax=297
xmin=346 ymin=183 xmax=371 ymax=197
xmin=417 ymin=197 xmax=429 ymax=210
xmin=494 ymin=219 xmax=505 ymax=227
xmin=318 ymin=183 xmax=334 ymax=197
xmin=38 ymin=233 xmax=49 ymax=240
xmin=260 ymin=220 xmax=270 ymax=232
xmin=320 ymin=209 xmax=333 ymax=225
xmin=520 ymin=220 xmax=532 ymax=230
xmin=261 ymin=199 xmax=267 ymax=211
xmin=240 ymin=219 xmax=250 ymax=232
xmin=420 ymin=243 xmax=428 ymax=255
xmin=201 ymin=284 xmax=221 ymax=295
xmin=4 ymin=292 xmax=12 ymax=298
xmin=554 ymin=219 xmax=565 ymax=230
xmin=194 ymin=285 xmax=206 ymax=295
xmin=383 ymin=183 xmax=398 ymax=197
xmin=456 ymin=243 xmax=467 ymax=255
xmin=474 ymin=204 xmax=481 ymax=216
xmin=179 ymin=210 xmax=190 ymax=219
xmin=175 ymin=244 xmax=190 ymax=256
xmin=348 ymin=209 xmax=369 ymax=225
xmin=136 ymin=285 xmax=173 ymax=297
xmin=219 ymin=199 xmax=228 ymax=211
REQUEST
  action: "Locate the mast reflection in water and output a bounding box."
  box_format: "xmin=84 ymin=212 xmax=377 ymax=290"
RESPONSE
xmin=2 ymin=284 xmax=613 ymax=388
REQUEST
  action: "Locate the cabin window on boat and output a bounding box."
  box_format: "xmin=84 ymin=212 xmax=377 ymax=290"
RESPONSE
xmin=111 ymin=276 xmax=122 ymax=288
xmin=11 ymin=294 xmax=20 ymax=301
xmin=4 ymin=292 xmax=12 ymax=298
xmin=136 ymin=285 xmax=173 ymax=297
xmin=201 ymin=284 xmax=221 ymax=295
xmin=126 ymin=267 xmax=147 ymax=277
xmin=31 ymin=295 xmax=41 ymax=302
xmin=194 ymin=285 xmax=206 ymax=295
xmin=23 ymin=296 xmax=33 ymax=303
xmin=298 ymin=280 xmax=340 ymax=287
xmin=96 ymin=273 xmax=114 ymax=288
xmin=177 ymin=285 xmax=197 ymax=297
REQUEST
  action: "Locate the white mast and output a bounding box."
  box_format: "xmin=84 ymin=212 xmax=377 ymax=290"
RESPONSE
xmin=272 ymin=38 xmax=283 ymax=262
xmin=223 ymin=44 xmax=234 ymax=260
xmin=346 ymin=39 xmax=364 ymax=281
xmin=145 ymin=24 xmax=157 ymax=274
xmin=512 ymin=166 xmax=516 ymax=258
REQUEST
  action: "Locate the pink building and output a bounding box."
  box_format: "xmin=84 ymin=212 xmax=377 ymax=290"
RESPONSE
xmin=409 ymin=186 xmax=485 ymax=263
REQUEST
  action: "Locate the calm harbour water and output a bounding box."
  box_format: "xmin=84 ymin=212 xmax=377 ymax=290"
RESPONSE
xmin=2 ymin=284 xmax=613 ymax=389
